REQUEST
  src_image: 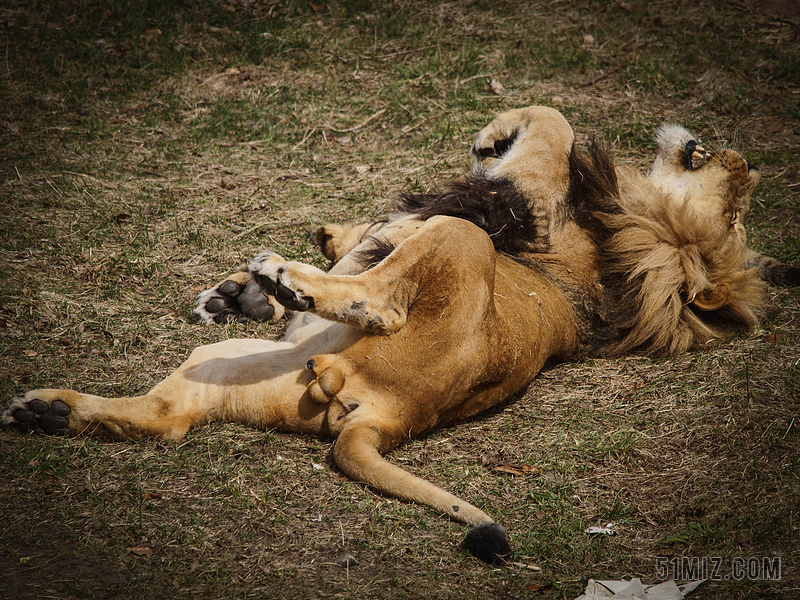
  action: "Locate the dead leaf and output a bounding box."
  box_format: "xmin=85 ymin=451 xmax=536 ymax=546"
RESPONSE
xmin=489 ymin=80 xmax=505 ymax=95
xmin=220 ymin=177 xmax=236 ymax=190
xmin=128 ymin=546 xmax=154 ymax=557
xmin=23 ymin=350 xmax=39 ymax=357
xmin=308 ymin=1 xmax=324 ymax=12
xmin=143 ymin=492 xmax=162 ymax=500
xmin=765 ymin=123 xmax=782 ymax=134
xmin=763 ymin=333 xmax=782 ymax=344
xmin=142 ymin=29 xmax=161 ymax=41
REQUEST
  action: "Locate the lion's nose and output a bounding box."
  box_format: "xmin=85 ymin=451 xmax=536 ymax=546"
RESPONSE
xmin=747 ymin=162 xmax=759 ymax=172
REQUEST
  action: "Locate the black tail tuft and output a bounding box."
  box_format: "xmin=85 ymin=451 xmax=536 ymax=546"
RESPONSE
xmin=462 ymin=523 xmax=512 ymax=564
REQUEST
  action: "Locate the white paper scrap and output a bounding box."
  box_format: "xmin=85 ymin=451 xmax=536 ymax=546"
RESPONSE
xmin=574 ymin=577 xmax=705 ymax=600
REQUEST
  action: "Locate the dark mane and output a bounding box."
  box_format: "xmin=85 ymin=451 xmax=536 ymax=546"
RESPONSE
xmin=397 ymin=176 xmax=549 ymax=255
xmin=351 ymin=236 xmax=397 ymax=271
xmin=567 ymin=138 xmax=621 ymax=239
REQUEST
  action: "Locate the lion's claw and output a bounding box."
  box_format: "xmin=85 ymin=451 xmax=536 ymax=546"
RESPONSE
xmin=2 ymin=396 xmax=72 ymax=436
xmin=275 ymin=281 xmax=314 ymax=312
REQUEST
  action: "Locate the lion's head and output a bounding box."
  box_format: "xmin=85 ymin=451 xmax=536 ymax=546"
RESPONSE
xmin=649 ymin=124 xmax=761 ymax=248
xmin=598 ymin=125 xmax=767 ymax=356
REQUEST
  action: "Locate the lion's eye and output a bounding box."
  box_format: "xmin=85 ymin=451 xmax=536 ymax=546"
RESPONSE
xmin=684 ymin=140 xmax=707 ymax=170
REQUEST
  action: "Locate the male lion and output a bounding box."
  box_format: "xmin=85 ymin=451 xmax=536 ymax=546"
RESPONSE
xmin=2 ymin=106 xmax=781 ymax=563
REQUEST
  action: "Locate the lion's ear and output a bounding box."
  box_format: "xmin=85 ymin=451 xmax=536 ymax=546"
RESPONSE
xmin=691 ymin=282 xmax=730 ymax=311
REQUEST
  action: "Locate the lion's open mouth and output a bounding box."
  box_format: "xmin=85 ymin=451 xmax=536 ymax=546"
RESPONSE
xmin=685 ymin=139 xmax=707 ymax=170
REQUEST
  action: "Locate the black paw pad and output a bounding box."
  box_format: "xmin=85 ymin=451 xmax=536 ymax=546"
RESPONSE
xmin=253 ymin=273 xmax=277 ymax=296
xmin=218 ymin=279 xmax=242 ymax=297
xmin=28 ymin=399 xmax=50 ymax=414
xmin=205 ymin=297 xmax=228 ymax=314
xmin=237 ymin=281 xmax=275 ymax=321
xmin=7 ymin=399 xmax=72 ymax=436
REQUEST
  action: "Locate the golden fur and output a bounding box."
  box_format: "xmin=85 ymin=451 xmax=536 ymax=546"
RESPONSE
xmin=2 ymin=107 xmax=772 ymax=563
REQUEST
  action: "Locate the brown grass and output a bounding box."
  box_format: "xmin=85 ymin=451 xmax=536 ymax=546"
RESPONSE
xmin=1 ymin=1 xmax=799 ymax=599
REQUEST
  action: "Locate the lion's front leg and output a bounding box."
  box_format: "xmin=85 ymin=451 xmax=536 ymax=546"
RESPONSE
xmin=247 ymin=216 xmax=496 ymax=335
xmin=248 ymin=251 xmax=409 ymax=335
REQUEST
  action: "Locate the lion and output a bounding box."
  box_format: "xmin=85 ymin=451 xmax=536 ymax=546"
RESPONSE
xmin=2 ymin=106 xmax=776 ymax=563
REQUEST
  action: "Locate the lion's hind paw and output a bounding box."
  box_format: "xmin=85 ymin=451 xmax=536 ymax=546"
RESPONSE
xmin=2 ymin=394 xmax=72 ymax=436
xmin=194 ymin=272 xmax=285 ymax=325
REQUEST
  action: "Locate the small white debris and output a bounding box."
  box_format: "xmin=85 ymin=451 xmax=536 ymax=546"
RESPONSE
xmin=585 ymin=522 xmax=617 ymax=535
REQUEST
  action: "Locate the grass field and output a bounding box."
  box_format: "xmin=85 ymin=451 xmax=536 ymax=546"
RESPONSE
xmin=1 ymin=1 xmax=799 ymax=598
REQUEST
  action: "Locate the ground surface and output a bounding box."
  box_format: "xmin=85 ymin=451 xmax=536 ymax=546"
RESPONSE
xmin=1 ymin=1 xmax=798 ymax=599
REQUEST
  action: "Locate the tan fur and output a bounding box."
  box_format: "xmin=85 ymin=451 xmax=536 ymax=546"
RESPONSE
xmin=315 ymin=222 xmax=378 ymax=263
xmin=2 ymin=107 xmax=771 ymax=561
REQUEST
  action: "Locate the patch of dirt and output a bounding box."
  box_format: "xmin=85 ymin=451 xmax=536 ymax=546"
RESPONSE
xmin=0 ymin=529 xmax=128 ymax=600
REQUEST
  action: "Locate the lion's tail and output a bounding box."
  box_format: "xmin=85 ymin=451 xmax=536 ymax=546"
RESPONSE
xmin=333 ymin=421 xmax=511 ymax=564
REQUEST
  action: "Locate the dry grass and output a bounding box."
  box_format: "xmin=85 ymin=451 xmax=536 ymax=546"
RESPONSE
xmin=1 ymin=1 xmax=799 ymax=599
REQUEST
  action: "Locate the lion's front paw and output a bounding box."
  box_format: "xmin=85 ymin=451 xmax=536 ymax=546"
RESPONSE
xmin=470 ymin=122 xmax=520 ymax=174
xmin=249 ymin=252 xmax=316 ymax=312
xmin=195 ymin=270 xmax=285 ymax=325
xmin=2 ymin=394 xmax=72 ymax=436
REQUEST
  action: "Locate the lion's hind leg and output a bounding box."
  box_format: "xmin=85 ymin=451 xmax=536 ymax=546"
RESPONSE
xmin=1 ymin=388 xmax=194 ymax=441
xmin=3 ymin=338 xmax=331 ymax=441
xmin=195 ymin=268 xmax=286 ymax=325
xmin=3 ymin=391 xmax=73 ymax=436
